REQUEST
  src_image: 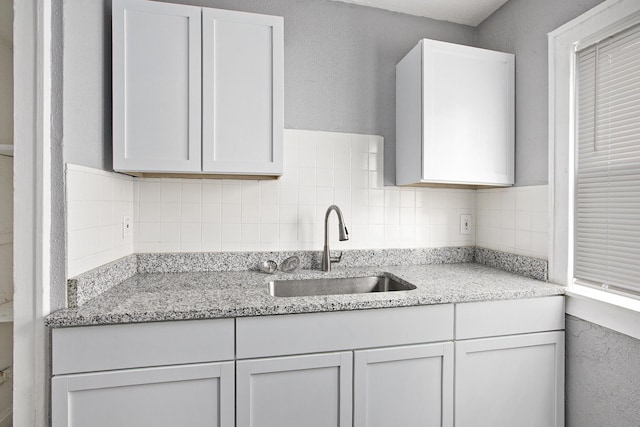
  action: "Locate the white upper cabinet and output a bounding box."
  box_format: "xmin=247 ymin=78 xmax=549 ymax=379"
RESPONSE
xmin=202 ymin=9 xmax=283 ymax=175
xmin=112 ymin=0 xmax=283 ymax=177
xmin=396 ymin=39 xmax=514 ymax=187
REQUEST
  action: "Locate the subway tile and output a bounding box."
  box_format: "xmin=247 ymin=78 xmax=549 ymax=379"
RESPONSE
xmin=415 ymin=190 xmax=430 ymax=209
xmin=160 ymin=222 xmax=181 ymax=243
xmin=162 ymin=202 xmax=182 ymax=223
xmin=351 ymin=152 xmax=369 ymax=170
xmin=299 ymin=167 xmax=317 ymax=187
xmin=334 ymin=168 xmax=350 ymax=188
xmin=138 ymin=222 xmax=161 ymax=242
xmin=221 ymin=203 xmax=242 ymax=224
xmin=400 ymin=207 xmax=415 ymax=225
xmin=202 ymin=181 xmax=222 ymax=204
xmin=221 ymin=223 xmax=242 ymax=244
xmin=139 ymin=202 xmax=162 ymax=223
xmin=351 ymin=134 xmax=369 ymax=154
xmin=260 ymin=204 xmax=279 ymax=224
xmin=316 ymin=140 xmax=334 ymax=169
xmin=222 ymin=181 xmax=242 ymax=204
xmin=515 ymin=210 xmax=532 ymax=231
xmin=299 ymin=186 xmax=317 ymax=206
xmin=260 ymin=180 xmax=279 ymax=204
xmin=202 ymin=222 xmax=222 ymax=245
xmin=317 ymin=168 xmax=334 ymax=187
xmin=160 ymin=182 xmax=181 ymax=202
xmin=369 ymin=206 xmax=384 ymax=225
xmin=352 ymin=170 xmax=368 ymax=188
xmin=182 ymin=203 xmax=202 ymax=223
xmin=298 ymin=132 xmax=317 ymax=168
xmin=400 ymin=190 xmax=415 ymax=208
xmin=501 ymin=210 xmax=515 ymax=229
xmin=384 ymin=189 xmax=400 ymax=209
xmin=334 ymin=137 xmax=351 ymax=171
xmin=241 ymin=202 xmax=260 ymax=223
xmin=241 ymin=223 xmax=261 ymax=243
xmin=298 ymin=205 xmax=316 ymax=224
xmin=368 ymin=224 xmax=384 ymax=247
xmin=279 ymin=204 xmax=298 ymax=224
xmin=138 ymin=181 xmax=161 ymax=202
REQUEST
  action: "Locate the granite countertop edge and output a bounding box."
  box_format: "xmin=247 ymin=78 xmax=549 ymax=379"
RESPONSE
xmin=46 ymin=263 xmax=566 ymax=328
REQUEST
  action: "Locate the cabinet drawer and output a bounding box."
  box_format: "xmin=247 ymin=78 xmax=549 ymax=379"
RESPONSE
xmin=455 ymin=296 xmax=565 ymax=340
xmin=236 ymin=305 xmax=454 ymax=359
xmin=52 ymin=319 xmax=234 ymax=375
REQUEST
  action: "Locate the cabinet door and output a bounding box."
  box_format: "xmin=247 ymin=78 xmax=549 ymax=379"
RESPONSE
xmin=51 ymin=362 xmax=234 ymax=427
xmin=422 ymin=40 xmax=514 ymax=185
xmin=455 ymin=331 xmax=564 ymax=427
xmin=354 ymin=342 xmax=454 ymax=427
xmin=113 ymin=0 xmax=202 ymax=173
xmin=202 ymin=9 xmax=283 ymax=176
xmin=237 ymin=352 xmax=352 ymax=427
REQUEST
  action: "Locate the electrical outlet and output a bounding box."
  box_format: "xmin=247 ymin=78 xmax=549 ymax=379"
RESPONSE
xmin=122 ymin=216 xmax=131 ymax=238
xmin=460 ymin=214 xmax=472 ymax=235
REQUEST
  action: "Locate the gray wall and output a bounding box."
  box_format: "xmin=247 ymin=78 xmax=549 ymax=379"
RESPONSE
xmin=62 ymin=0 xmax=476 ymax=184
xmin=476 ymin=0 xmax=605 ymax=185
xmin=566 ymin=315 xmax=640 ymax=426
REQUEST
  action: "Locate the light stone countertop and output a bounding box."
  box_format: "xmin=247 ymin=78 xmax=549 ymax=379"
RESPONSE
xmin=45 ymin=263 xmax=565 ymax=328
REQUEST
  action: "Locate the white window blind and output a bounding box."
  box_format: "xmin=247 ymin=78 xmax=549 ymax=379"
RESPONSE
xmin=575 ymin=22 xmax=640 ymax=296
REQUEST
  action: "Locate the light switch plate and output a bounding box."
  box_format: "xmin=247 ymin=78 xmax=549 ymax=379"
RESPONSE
xmin=460 ymin=214 xmax=472 ymax=235
xmin=122 ymin=216 xmax=131 ymax=238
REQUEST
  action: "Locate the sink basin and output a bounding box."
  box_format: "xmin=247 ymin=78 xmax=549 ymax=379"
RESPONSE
xmin=269 ymin=275 xmax=416 ymax=297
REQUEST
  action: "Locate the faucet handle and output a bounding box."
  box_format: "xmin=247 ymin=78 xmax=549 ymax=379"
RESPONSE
xmin=330 ymin=251 xmax=343 ymax=263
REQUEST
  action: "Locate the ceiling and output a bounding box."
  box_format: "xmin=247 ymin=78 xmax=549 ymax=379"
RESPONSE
xmin=331 ymin=0 xmax=510 ymax=26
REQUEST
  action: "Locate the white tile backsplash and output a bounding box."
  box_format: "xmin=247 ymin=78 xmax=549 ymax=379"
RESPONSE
xmin=476 ymin=185 xmax=549 ymax=259
xmin=66 ymin=164 xmax=135 ymax=277
xmin=133 ymin=130 xmax=476 ymax=252
xmin=69 ymin=130 xmax=561 ymax=275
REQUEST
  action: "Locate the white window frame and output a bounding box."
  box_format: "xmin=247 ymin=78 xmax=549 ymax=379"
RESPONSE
xmin=549 ymin=0 xmax=640 ymax=339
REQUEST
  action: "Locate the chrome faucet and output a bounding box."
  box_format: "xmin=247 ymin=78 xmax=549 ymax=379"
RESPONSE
xmin=322 ymin=205 xmax=349 ymax=272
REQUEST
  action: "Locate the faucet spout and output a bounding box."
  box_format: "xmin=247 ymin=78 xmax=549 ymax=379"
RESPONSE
xmin=322 ymin=205 xmax=349 ymax=272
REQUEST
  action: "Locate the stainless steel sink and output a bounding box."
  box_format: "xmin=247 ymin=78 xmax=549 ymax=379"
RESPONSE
xmin=269 ymin=275 xmax=416 ymax=297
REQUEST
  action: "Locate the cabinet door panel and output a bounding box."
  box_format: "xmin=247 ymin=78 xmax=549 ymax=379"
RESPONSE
xmin=202 ymin=9 xmax=283 ymax=175
xmin=52 ymin=362 xmax=234 ymax=427
xmin=237 ymin=352 xmax=352 ymax=427
xmin=354 ymin=343 xmax=454 ymax=427
xmin=455 ymin=332 xmax=564 ymax=427
xmin=113 ymin=0 xmax=202 ymax=172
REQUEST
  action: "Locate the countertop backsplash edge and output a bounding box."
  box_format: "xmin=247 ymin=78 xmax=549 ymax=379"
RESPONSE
xmin=67 ymin=246 xmax=548 ymax=308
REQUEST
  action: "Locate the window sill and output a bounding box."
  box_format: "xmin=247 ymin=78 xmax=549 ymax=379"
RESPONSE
xmin=566 ymin=285 xmax=640 ymax=340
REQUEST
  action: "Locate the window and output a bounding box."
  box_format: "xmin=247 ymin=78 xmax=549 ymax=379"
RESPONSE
xmin=550 ymin=0 xmax=640 ymax=337
xmin=574 ymin=23 xmax=640 ymax=298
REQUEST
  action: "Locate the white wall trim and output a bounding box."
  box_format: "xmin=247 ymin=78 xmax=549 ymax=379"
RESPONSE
xmin=13 ymin=0 xmax=52 ymax=425
xmin=548 ymin=0 xmax=640 ymax=337
xmin=566 ymin=292 xmax=640 ymax=340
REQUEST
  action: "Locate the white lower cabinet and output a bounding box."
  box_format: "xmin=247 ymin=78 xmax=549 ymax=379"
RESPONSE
xmin=455 ymin=331 xmax=564 ymax=427
xmin=50 ymin=298 xmax=565 ymax=426
xmin=354 ymin=343 xmax=454 ymax=427
xmin=51 ymin=362 xmax=234 ymax=427
xmin=236 ymin=352 xmax=353 ymax=427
